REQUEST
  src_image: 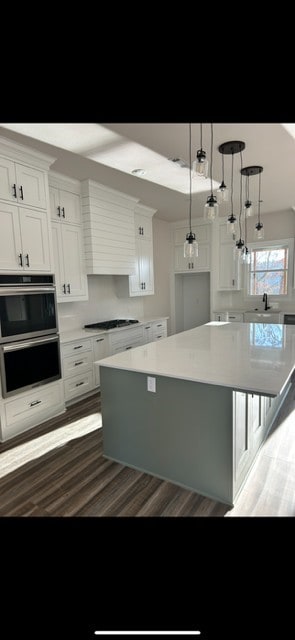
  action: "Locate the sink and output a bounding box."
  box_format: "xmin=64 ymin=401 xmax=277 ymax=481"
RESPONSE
xmin=244 ymin=311 xmax=281 ymax=323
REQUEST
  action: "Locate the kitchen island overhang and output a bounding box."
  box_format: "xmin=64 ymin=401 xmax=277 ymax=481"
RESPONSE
xmin=96 ymin=322 xmax=295 ymax=506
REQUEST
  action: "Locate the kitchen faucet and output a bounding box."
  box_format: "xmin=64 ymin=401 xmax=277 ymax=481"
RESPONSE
xmin=262 ymin=292 xmax=271 ymax=310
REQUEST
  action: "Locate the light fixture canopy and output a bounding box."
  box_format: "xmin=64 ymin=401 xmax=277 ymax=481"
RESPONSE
xmin=219 ymin=141 xmax=246 ymax=236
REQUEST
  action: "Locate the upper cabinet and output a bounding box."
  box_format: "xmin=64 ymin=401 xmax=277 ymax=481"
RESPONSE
xmin=173 ymin=222 xmax=211 ymax=272
xmin=0 ymin=136 xmax=56 ymax=274
xmin=49 ymin=173 xmax=81 ymax=224
xmin=218 ymin=221 xmax=241 ymax=290
xmin=49 ymin=172 xmax=88 ymax=302
xmin=81 ymin=179 xmax=139 ymax=275
xmin=0 ymin=157 xmax=47 ymax=209
xmin=129 ymin=204 xmax=156 ymax=296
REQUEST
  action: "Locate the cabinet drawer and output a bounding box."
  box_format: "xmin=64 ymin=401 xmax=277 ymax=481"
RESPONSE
xmin=63 ymin=351 xmax=93 ymax=378
xmin=152 ymin=321 xmax=167 ymax=340
xmin=112 ymin=340 xmax=143 ymax=354
xmin=228 ymin=313 xmax=244 ymax=322
xmin=110 ymin=326 xmax=143 ymax=350
xmin=62 ymin=338 xmax=93 ymax=357
xmin=5 ymin=383 xmax=63 ymax=428
xmin=64 ymin=370 xmax=94 ymax=401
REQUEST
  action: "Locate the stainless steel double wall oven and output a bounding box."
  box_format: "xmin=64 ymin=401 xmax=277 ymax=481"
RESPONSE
xmin=0 ymin=274 xmax=61 ymax=398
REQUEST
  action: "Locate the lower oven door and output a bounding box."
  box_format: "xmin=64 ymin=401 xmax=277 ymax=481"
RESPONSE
xmin=0 ymin=335 xmax=61 ymax=399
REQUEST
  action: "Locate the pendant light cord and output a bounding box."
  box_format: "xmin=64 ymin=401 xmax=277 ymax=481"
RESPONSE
xmin=258 ymin=171 xmax=261 ymax=223
xmin=230 ymin=153 xmax=234 ymax=216
xmin=189 ymin=122 xmax=192 ymax=233
xmin=200 ymin=123 xmax=203 ymax=150
xmin=239 ymin=149 xmax=243 ymax=239
xmin=210 ymin=123 xmax=213 ymax=196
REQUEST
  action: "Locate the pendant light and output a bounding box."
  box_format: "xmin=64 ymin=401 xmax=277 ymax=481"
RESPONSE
xmin=204 ymin=124 xmax=219 ymax=220
xmin=244 ymin=172 xmax=253 ymax=217
xmin=184 ymin=123 xmax=198 ymax=258
xmin=193 ymin=123 xmax=208 ymax=178
xmin=255 ymin=167 xmax=264 ymax=239
xmin=218 ymin=141 xmax=246 ymax=235
xmin=235 ymin=146 xmax=248 ymax=260
xmin=217 ymin=151 xmax=229 ymax=203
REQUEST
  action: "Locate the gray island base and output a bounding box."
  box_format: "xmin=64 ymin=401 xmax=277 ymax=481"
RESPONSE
xmin=98 ymin=323 xmax=295 ymax=506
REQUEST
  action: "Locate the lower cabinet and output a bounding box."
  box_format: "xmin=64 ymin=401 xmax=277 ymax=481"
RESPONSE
xmin=0 ymin=380 xmax=65 ymax=441
xmin=61 ymin=337 xmax=95 ymax=403
xmin=92 ymin=335 xmax=108 ymax=387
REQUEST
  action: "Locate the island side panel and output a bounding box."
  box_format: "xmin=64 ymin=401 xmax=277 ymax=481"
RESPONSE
xmin=100 ymin=367 xmax=234 ymax=505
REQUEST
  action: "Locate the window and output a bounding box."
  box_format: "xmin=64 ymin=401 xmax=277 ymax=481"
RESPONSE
xmin=247 ymin=239 xmax=293 ymax=297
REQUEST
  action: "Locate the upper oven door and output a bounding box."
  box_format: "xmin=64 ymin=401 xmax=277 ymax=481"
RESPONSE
xmin=0 ymin=286 xmax=58 ymax=343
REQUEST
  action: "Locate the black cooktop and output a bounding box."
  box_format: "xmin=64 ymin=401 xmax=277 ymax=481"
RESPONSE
xmin=84 ymin=319 xmax=139 ymax=330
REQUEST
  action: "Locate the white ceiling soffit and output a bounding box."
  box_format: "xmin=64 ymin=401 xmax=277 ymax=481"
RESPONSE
xmin=0 ymin=123 xmax=218 ymax=195
xmin=282 ymin=123 xmax=295 ymax=139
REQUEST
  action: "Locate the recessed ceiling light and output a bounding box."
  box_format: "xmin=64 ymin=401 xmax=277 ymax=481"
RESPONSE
xmin=131 ymin=169 xmax=146 ymax=176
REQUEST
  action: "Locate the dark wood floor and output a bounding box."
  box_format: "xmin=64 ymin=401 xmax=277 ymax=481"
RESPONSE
xmin=0 ymin=384 xmax=295 ymax=516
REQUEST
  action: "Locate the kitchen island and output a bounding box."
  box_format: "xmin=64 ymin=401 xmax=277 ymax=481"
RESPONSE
xmin=96 ymin=322 xmax=295 ymax=505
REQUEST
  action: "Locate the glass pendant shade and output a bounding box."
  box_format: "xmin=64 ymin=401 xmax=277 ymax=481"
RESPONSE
xmin=193 ymin=149 xmax=208 ymax=178
xmin=255 ymin=222 xmax=264 ymax=239
xmin=184 ymin=231 xmax=198 ymax=258
xmin=244 ymin=200 xmax=253 ymax=217
xmin=217 ymin=180 xmax=229 ymax=203
xmin=227 ymin=214 xmax=237 ymax=235
xmin=204 ymin=194 xmax=219 ymax=220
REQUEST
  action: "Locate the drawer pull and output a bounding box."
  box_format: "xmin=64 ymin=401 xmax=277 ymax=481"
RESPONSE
xmin=96 ymin=338 xmax=105 ymax=342
xmin=73 ymin=345 xmax=83 ymax=350
xmin=74 ymin=361 xmax=83 ymax=366
xmin=125 ymin=346 xmax=132 ymax=350
xmin=145 ymin=326 xmax=151 ymax=329
xmin=156 ymin=324 xmax=162 ymax=327
xmin=75 ymin=381 xmax=84 ymax=387
xmin=30 ymin=400 xmax=42 ymax=407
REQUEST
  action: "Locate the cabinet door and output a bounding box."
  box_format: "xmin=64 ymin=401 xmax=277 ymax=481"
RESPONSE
xmin=219 ymin=243 xmax=241 ymax=290
xmin=0 ymin=203 xmax=22 ymax=270
xmin=139 ymin=214 xmax=153 ymax=240
xmin=129 ymin=238 xmax=142 ymax=296
xmin=19 ymin=208 xmax=51 ymax=271
xmin=61 ymin=223 xmax=88 ymax=300
xmin=51 ymin=221 xmax=65 ymax=298
xmin=174 ymin=244 xmax=210 ymax=272
xmin=234 ymin=391 xmax=250 ymax=485
xmin=142 ymin=323 xmax=153 ymax=343
xmin=249 ymin=393 xmax=265 ymax=452
xmin=15 ymin=164 xmax=47 ymax=209
xmin=93 ymin=336 xmax=108 ymax=386
xmin=49 ymin=187 xmax=61 ymax=220
xmin=59 ymin=189 xmax=81 ymax=224
xmin=0 ymin=157 xmax=17 ymax=202
xmin=139 ymin=237 xmax=154 ymax=294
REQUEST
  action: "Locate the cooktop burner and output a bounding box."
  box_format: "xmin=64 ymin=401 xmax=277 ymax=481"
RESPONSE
xmin=84 ymin=319 xmax=139 ymax=330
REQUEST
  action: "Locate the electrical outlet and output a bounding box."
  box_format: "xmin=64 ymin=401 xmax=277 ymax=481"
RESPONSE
xmin=147 ymin=376 xmax=156 ymax=393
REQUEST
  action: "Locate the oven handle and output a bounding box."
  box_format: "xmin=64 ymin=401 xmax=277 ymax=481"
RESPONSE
xmin=0 ymin=286 xmax=56 ymax=295
xmin=2 ymin=335 xmax=59 ymax=352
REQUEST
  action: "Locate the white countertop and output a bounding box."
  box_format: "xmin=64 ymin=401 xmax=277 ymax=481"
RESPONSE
xmin=59 ymin=317 xmax=169 ymax=344
xmin=97 ymin=321 xmax=295 ymax=396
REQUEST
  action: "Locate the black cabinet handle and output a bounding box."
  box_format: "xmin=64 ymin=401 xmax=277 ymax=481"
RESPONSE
xmin=30 ymin=400 xmax=41 ymax=407
xmin=73 ymin=345 xmax=83 ymax=349
xmin=63 ymin=284 xmax=66 ymax=294
xmin=25 ymin=254 xmax=30 ymax=267
xmin=19 ymin=185 xmax=24 ymax=200
xmin=74 ymin=361 xmax=83 ymax=366
xmin=62 ymin=207 xmax=65 ymax=218
xmin=67 ymin=283 xmax=71 ymax=294
xmin=57 ymin=206 xmax=61 ymax=217
xmin=12 ymin=183 xmax=17 ymax=198
xmin=18 ymin=253 xmax=23 ymax=266
xmin=75 ymin=381 xmax=84 ymax=387
xmin=96 ymin=338 xmax=105 ymax=342
xmin=125 ymin=346 xmax=132 ymax=350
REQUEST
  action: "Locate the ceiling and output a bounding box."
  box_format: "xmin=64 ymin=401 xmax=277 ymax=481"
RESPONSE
xmin=0 ymin=123 xmax=294 ymax=223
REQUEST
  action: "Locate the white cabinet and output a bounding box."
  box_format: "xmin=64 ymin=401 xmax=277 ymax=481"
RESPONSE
xmin=0 ymin=157 xmax=47 ymax=209
xmin=233 ymin=391 xmax=267 ymax=492
xmin=49 ymin=171 xmax=88 ymax=302
xmin=129 ymin=205 xmax=156 ymax=296
xmin=0 ymin=202 xmax=51 ymax=271
xmin=142 ymin=319 xmax=168 ymax=343
xmin=0 ymin=380 xmax=64 ymax=442
xmin=218 ymin=222 xmax=241 ymax=290
xmin=174 ymin=223 xmax=211 ymax=273
xmin=109 ymin=326 xmax=144 ymax=355
xmin=92 ymin=335 xmax=109 ymax=386
xmin=61 ymin=337 xmax=94 ymax=403
xmin=52 ymin=221 xmax=88 ymax=301
xmin=49 ymin=186 xmax=81 ymax=224
xmin=213 ymin=311 xmax=244 ymax=322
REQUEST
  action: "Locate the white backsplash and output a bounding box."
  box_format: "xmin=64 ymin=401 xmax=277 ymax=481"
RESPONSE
xmin=57 ymin=275 xmax=144 ymax=332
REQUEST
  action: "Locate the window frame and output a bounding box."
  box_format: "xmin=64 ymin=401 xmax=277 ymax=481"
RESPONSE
xmin=245 ymin=238 xmax=294 ymax=300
